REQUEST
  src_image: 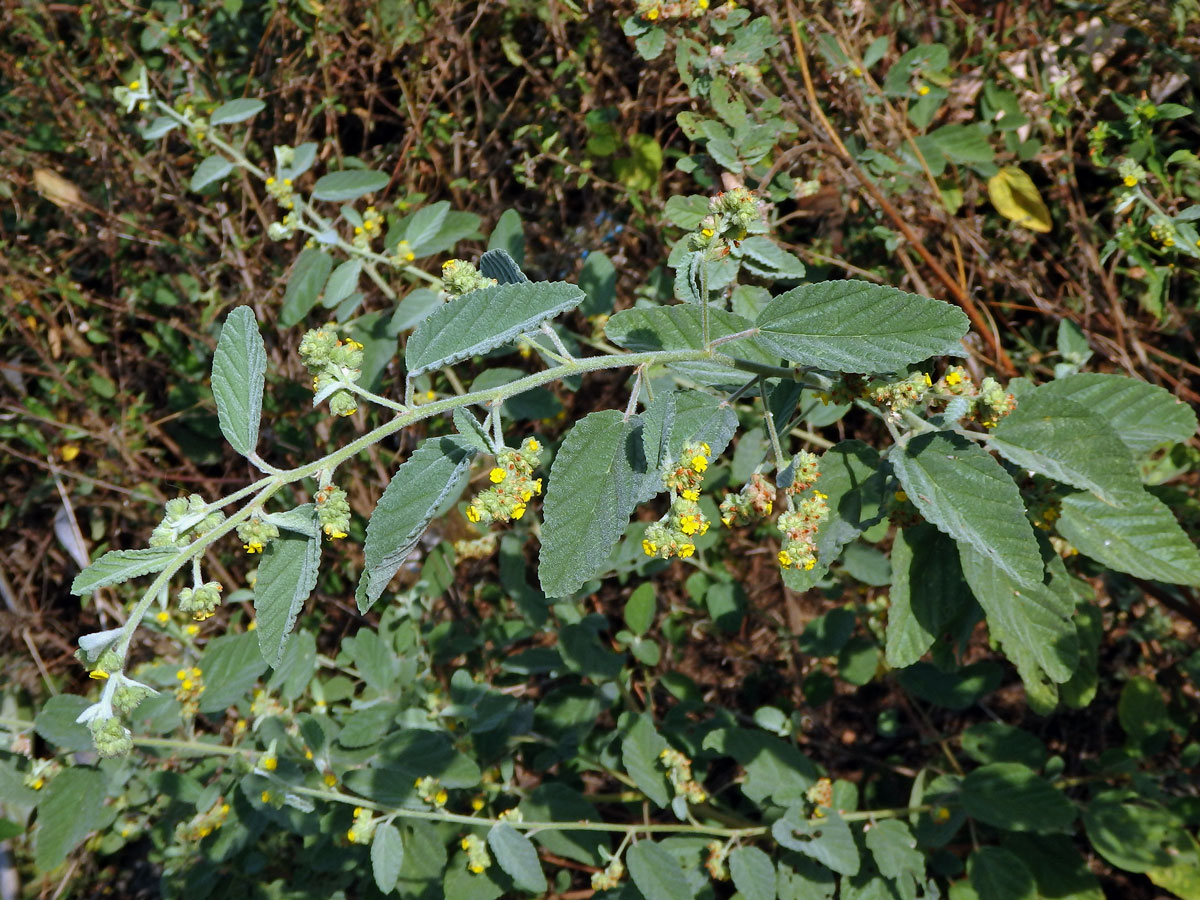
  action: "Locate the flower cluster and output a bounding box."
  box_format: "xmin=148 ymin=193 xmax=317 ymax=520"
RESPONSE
xmin=89 ymin=717 xmax=134 ymax=759
xmin=415 ymin=775 xmax=449 ymax=808
xmin=776 ymin=490 xmax=829 ymax=572
xmin=441 ymin=259 xmax=496 ymax=297
xmin=316 ymin=483 xmax=351 ymax=540
xmin=352 ymin=205 xmax=384 ymax=250
xmin=1118 ymin=157 xmax=1146 ymax=189
xmin=465 ymin=438 xmax=543 ymax=526
xmin=643 ymin=442 xmax=712 ymax=560
xmin=175 ymin=666 xmax=205 ymax=716
xmin=390 ymin=239 xmax=416 ymax=267
xmin=689 ymin=187 xmax=762 ymax=255
xmin=149 ymin=494 xmax=225 ymax=548
xmin=659 ymin=747 xmax=707 ymax=804
xmin=591 ymin=856 xmax=626 ymax=891
xmin=347 ymin=807 xmax=376 ymax=845
xmin=807 ymin=776 xmax=834 ymax=818
xmin=864 ymin=372 xmax=933 ymax=415
xmin=636 ymin=0 xmax=710 ymax=22
xmin=461 ymin=834 xmax=491 ymax=874
xmin=933 ymin=367 xmax=1017 ymax=428
xmin=74 ymin=630 xmax=158 ymax=758
xmin=178 ymin=581 xmax=222 ymax=622
xmin=720 ymin=471 xmax=774 ymax=527
xmin=113 ymin=73 xmax=151 ymax=115
xmin=818 ymin=373 xmax=870 ymax=406
xmin=705 ymin=842 xmax=730 ymax=881
xmin=236 ymin=515 xmax=280 ymax=554
xmin=781 ymin=449 xmax=821 ymax=496
xmin=298 ymin=324 xmax=364 ymax=417
xmin=175 ymin=799 xmax=231 ymax=843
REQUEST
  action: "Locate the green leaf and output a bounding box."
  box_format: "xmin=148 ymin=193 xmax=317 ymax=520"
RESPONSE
xmin=627 ymin=841 xmax=694 ymax=900
xmin=400 ymin=201 xmax=449 ymax=254
xmin=487 ymin=208 xmax=525 ymax=268
xmin=453 ymin=407 xmax=493 ymax=453
xmin=959 ymin=543 xmax=1077 ymax=689
xmin=737 ymin=236 xmax=806 ymax=279
xmin=478 ymin=248 xmax=528 ymax=285
xmin=961 ymin=763 xmax=1075 ymax=833
xmin=729 ymin=846 xmax=776 ymax=900
xmin=1056 ymin=489 xmax=1200 ymax=585
xmin=0 ymin=819 xmax=22 ymax=840
xmin=371 ymin=822 xmax=405 ymax=894
xmin=406 ymin=281 xmax=585 ymax=377
xmin=1118 ymin=675 xmax=1167 ymax=741
xmin=71 ymin=547 xmax=179 ymax=596
xmin=604 ymin=304 xmax=778 ymax=385
xmin=893 ymin=432 xmax=1044 ymax=586
xmin=141 ymin=116 xmax=177 ymax=139
xmin=33 ymin=768 xmax=107 ymax=872
xmin=886 ymin=524 xmax=976 ymax=666
xmin=211 ymin=305 xmax=266 ymax=458
xmin=1001 ymin=834 xmax=1104 ymax=900
xmin=357 ymin=436 xmax=476 ymax=611
xmin=771 ymin=807 xmax=860 ymax=876
xmin=990 ymin=392 xmax=1143 ymax=503
xmin=1083 ymin=795 xmax=1178 ymax=873
xmin=622 ymin=714 xmax=671 ymax=808
xmin=280 ymin=248 xmax=334 ymax=327
xmin=1060 ymin=601 xmax=1102 ymax=709
xmin=1035 ymin=374 xmax=1196 ymax=456
xmin=209 ymin=98 xmax=266 ymax=125
xmin=637 ymin=390 xmax=676 ymax=501
xmin=635 ymin=27 xmax=667 ymax=60
xmin=487 ymin=823 xmax=547 ymax=894
xmin=754 ymin=281 xmax=968 ymax=373
xmin=310 ymin=169 xmax=389 ymax=202
xmin=929 ymin=124 xmax=995 ymax=165
xmin=538 ymin=410 xmax=644 ymax=597
xmin=897 ymin=661 xmax=1002 ymax=710
xmin=814 ymin=441 xmax=888 ymax=564
xmin=864 ymin=819 xmax=923 ymax=884
xmin=322 ymin=259 xmax=363 ymax=308
xmin=968 ymin=847 xmax=1036 ymax=900
xmin=579 ymin=250 xmax=616 ymax=316
xmin=669 ymin=390 xmax=738 ymax=460
xmin=198 ymin=632 xmax=268 ymax=713
xmin=190 ymin=155 xmax=234 ymax=191
xmin=961 ymin=723 xmax=1048 ymax=769
xmin=34 ymin=695 xmax=93 ymax=752
xmin=624 ymin=583 xmax=656 ymax=636
xmin=254 ymin=512 xmax=321 ymax=666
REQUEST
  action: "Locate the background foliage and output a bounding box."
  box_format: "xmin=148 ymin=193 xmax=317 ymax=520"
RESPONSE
xmin=2 ymin=1 xmax=1200 ymax=899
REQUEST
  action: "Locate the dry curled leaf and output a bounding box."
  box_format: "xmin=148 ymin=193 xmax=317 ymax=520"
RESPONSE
xmin=988 ymin=166 xmax=1052 ymax=233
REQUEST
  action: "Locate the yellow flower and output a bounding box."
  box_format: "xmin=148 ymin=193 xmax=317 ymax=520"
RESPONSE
xmin=129 ymin=80 xmax=140 ymax=90
xmin=690 ymin=455 xmax=708 ymax=473
xmin=266 ymin=176 xmax=276 ymax=185
xmin=678 ymin=543 xmax=695 ymax=559
xmin=489 ymin=467 xmax=506 ymax=483
xmin=466 ymin=506 xmax=481 ymax=523
xmin=60 ymin=444 xmax=80 ymax=462
xmin=324 ymin=772 xmax=337 ymax=787
xmin=156 ymin=611 xmax=170 ymax=623
xmin=1123 ymin=174 xmax=1138 ymax=187
xmin=917 ymin=85 xmax=931 ymax=96
xmin=435 ymin=788 xmax=448 ymax=806
xmin=526 ymin=438 xmax=541 ymax=452
xmin=185 ymin=624 xmax=199 ymax=636
xmin=89 ymin=669 xmax=109 ymax=680
xmin=681 ymin=488 xmax=699 ymax=501
xmin=646 ymin=7 xmax=659 ymax=19
xmin=261 ymin=756 xmax=277 ymax=771
xmin=244 ymin=541 xmax=264 ymax=554
xmin=261 ymin=790 xmax=272 ymax=803
xmin=642 ymin=539 xmax=657 ymax=556
xmin=512 ymin=504 xmax=527 ymax=520
xmin=945 ymin=371 xmax=962 ymax=387
xmin=471 ymin=796 xmax=485 ymax=811
xmin=894 ymin=490 xmax=907 ymax=502
xmin=778 ymin=549 xmax=792 ymax=567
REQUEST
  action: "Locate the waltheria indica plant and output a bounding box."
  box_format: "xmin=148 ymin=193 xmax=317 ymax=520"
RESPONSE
xmin=8 ymin=69 xmax=1200 ymax=899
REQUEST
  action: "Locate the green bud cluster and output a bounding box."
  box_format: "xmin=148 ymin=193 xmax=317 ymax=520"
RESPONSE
xmin=236 ymin=516 xmax=279 ymax=555
xmin=465 ymin=438 xmax=543 ymax=526
xmin=643 ymin=442 xmax=712 ymax=560
xmin=440 ymin=259 xmax=496 ymax=297
xmin=352 ymin=206 xmax=383 ymax=250
xmin=150 ymin=494 xmax=225 ymax=547
xmin=690 ymin=187 xmax=762 ymax=254
xmin=346 ymin=807 xmax=376 ymax=845
xmin=113 ymin=75 xmax=152 ymax=115
xmin=178 ymin=581 xmax=223 ymax=621
xmin=720 ymin=472 xmax=775 ymax=527
xmin=298 ymin=325 xmax=363 ymax=417
xmin=316 ymin=484 xmax=352 ymax=540
xmin=591 ymin=858 xmax=625 ymax=891
xmin=705 ymin=841 xmax=731 ymax=881
xmin=932 ymin=367 xmax=1016 ymax=428
xmin=113 ymin=682 xmax=153 ymax=717
xmin=864 ymin=371 xmax=933 ymax=415
xmin=1117 ymin=157 xmax=1147 ymax=188
xmin=635 ymin=0 xmax=710 ymax=23
xmin=90 ymin=716 xmax=134 ymax=759
xmin=783 ymin=449 xmax=821 ymax=495
xmin=390 ymin=239 xmax=416 ymax=267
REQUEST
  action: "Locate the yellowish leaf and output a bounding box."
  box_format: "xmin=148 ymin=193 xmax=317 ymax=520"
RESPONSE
xmin=33 ymin=168 xmax=86 ymax=210
xmin=987 ymin=166 xmax=1052 ymax=233
xmin=1146 ymin=830 xmax=1200 ymax=900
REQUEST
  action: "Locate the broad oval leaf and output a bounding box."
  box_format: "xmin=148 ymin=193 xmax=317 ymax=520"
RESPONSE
xmin=968 ymin=846 xmax=1037 ymax=900
xmin=33 ymin=768 xmax=108 ymax=872
xmin=191 ymin=155 xmax=234 ymax=191
xmin=886 ymin=524 xmax=974 ymax=668
xmin=987 ymin=166 xmax=1052 ymax=234
xmin=141 ymin=116 xmax=177 ymax=139
xmin=209 ymin=98 xmax=266 ymax=125
xmin=405 ymin=281 xmax=585 ymax=377
xmin=1057 ymin=489 xmax=1200 ymax=586
xmin=771 ymin=807 xmax=860 ymax=876
xmin=356 ymin=436 xmax=476 ymax=611
xmin=311 ymin=169 xmax=389 ymax=202
xmin=280 ymin=249 xmax=334 ymax=327
xmin=729 ymin=846 xmax=776 ymax=900
xmin=211 ymin=305 xmax=267 ymax=458
xmin=71 ymin=547 xmax=179 ymax=596
xmin=891 ymin=432 xmax=1044 ymax=586
xmin=961 ymin=762 xmax=1076 ymax=833
xmin=479 ymin=248 xmax=529 ymax=284
xmin=669 ymin=390 xmax=738 ymax=461
xmin=487 ymin=823 xmax=547 ymax=893
xmin=990 ymin=392 xmax=1143 ymax=503
xmin=538 ymin=410 xmax=644 ymax=598
xmin=254 ymin=510 xmax=321 ymax=666
xmin=627 ymin=841 xmax=694 ymax=900
xmin=621 ymin=714 xmax=671 ymax=808
xmin=958 ymin=543 xmax=1077 ymax=687
xmin=604 ymin=304 xmax=778 ymax=384
xmin=1035 ymin=373 xmax=1196 ymax=456
xmin=371 ymin=822 xmax=405 ymax=894
xmin=322 ymin=259 xmax=362 ymax=308
xmin=1082 ymin=795 xmax=1179 ymax=873
xmin=755 ymin=280 xmax=969 ymax=373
